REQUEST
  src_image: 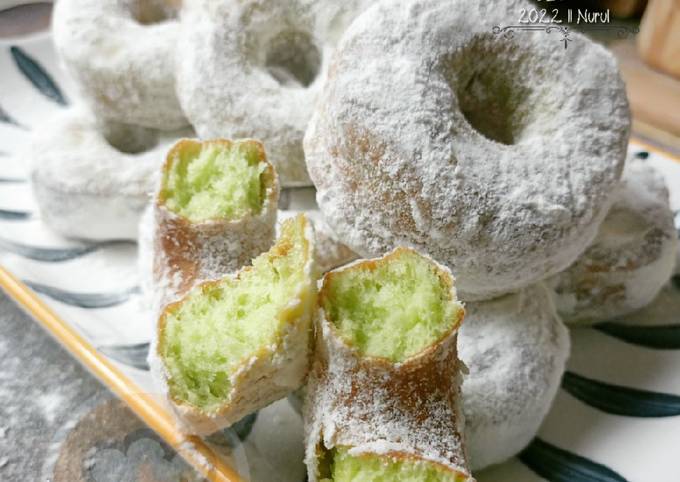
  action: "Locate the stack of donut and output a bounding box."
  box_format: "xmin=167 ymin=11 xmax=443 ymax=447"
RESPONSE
xmin=304 ymin=0 xmax=675 ymax=472
xmin=27 ymin=0 xmax=679 ymax=477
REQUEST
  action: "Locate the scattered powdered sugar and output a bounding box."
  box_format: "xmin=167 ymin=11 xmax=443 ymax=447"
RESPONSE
xmin=36 ymin=393 xmax=65 ymax=425
xmin=85 ymin=438 xmax=203 ymax=482
xmin=306 ymin=0 xmax=630 ymax=301
xmin=0 ymin=291 xmax=121 ymax=481
xmin=83 ymin=446 xmax=98 ymax=471
xmin=178 ymin=440 xmax=215 ymax=474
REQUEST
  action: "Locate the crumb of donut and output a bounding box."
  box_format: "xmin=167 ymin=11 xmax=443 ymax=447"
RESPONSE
xmin=321 ymin=248 xmax=463 ymax=362
xmin=161 ymin=140 xmax=268 ymax=222
xmin=326 ymin=448 xmax=466 ymax=481
xmin=159 ymin=215 xmax=310 ymax=410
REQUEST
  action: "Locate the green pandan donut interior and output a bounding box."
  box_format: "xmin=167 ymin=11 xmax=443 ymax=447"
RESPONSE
xmin=326 ymin=448 xmax=466 ymax=482
xmin=322 ymin=249 xmax=462 ymax=362
xmin=161 ymin=140 xmax=268 ymax=222
xmin=160 ymin=216 xmax=309 ymax=411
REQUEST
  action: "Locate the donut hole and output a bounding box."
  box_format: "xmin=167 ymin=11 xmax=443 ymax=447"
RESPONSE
xmin=451 ymin=36 xmax=536 ymax=145
xmin=264 ymin=30 xmax=321 ymax=88
xmin=131 ymin=0 xmax=180 ymax=25
xmin=101 ymin=122 xmax=159 ymax=154
xmin=597 ymin=207 xmax=650 ymax=248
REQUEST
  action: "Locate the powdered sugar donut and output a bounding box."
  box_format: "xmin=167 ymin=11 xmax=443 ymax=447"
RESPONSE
xmin=306 ymin=0 xmax=630 ymax=300
xmin=52 ymin=0 xmax=187 ymax=130
xmin=460 ymin=283 xmax=570 ymax=471
xmin=308 ymin=212 xmax=359 ymax=273
xmin=29 ymin=108 xmax=187 ymax=241
xmin=547 ymin=157 xmax=678 ymax=325
xmin=176 ymin=0 xmax=372 ymax=186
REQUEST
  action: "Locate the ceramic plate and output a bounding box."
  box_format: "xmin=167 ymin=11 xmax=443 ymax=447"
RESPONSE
xmin=1 ymin=30 xmax=680 ymax=482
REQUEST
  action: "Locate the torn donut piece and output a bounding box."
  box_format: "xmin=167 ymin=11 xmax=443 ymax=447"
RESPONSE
xmin=151 ymin=214 xmax=316 ymax=434
xmin=304 ymin=248 xmax=473 ymax=482
xmin=148 ymin=138 xmax=279 ymax=309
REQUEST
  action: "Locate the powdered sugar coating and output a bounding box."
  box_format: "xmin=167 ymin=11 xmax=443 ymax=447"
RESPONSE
xmin=29 ymin=107 xmax=185 ymax=241
xmin=304 ymin=248 xmax=473 ymax=481
xmin=52 ymin=0 xmax=187 ymax=130
xmin=175 ymin=0 xmax=373 ymax=186
xmin=547 ymin=157 xmax=678 ymax=325
xmin=306 ymin=0 xmax=630 ymax=300
xmin=459 ymin=283 xmax=570 ymax=470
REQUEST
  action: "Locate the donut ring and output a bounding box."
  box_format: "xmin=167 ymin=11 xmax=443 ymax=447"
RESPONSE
xmin=52 ymin=0 xmax=187 ymax=130
xmin=305 ymin=0 xmax=630 ymax=300
xmin=548 ymin=157 xmax=678 ymax=324
xmin=459 ymin=283 xmax=570 ymax=471
xmin=29 ymin=108 xmax=187 ymax=241
xmin=176 ymin=0 xmax=372 ymax=186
